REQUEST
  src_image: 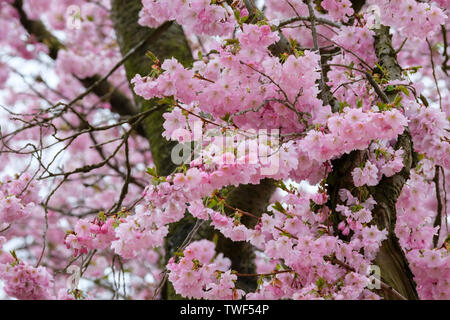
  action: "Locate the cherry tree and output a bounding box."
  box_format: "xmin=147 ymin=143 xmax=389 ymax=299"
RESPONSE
xmin=0 ymin=0 xmax=448 ymax=300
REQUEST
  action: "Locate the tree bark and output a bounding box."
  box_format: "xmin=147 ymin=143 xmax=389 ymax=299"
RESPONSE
xmin=110 ymin=0 xmax=193 ymax=176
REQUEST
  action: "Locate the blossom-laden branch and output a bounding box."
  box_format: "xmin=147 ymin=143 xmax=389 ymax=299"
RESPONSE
xmin=0 ymin=0 xmax=448 ymax=301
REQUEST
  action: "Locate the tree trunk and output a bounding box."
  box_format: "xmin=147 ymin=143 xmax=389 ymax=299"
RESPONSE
xmin=110 ymin=0 xmax=193 ymax=176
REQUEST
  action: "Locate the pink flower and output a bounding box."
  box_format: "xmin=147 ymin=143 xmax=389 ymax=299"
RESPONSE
xmin=0 ymin=262 xmax=54 ymax=300
xmin=352 ymin=161 xmax=379 ymax=187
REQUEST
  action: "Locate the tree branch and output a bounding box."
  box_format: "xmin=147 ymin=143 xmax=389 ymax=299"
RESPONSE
xmin=433 ymin=165 xmax=443 ymax=248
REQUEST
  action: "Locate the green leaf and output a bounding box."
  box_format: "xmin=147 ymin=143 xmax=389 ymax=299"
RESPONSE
xmin=273 ymin=201 xmax=286 ymax=214
xmin=146 ymin=167 xmax=158 ymax=177
xmin=274 ymin=180 xmax=288 ymax=191
xmin=339 ymin=101 xmax=349 ymax=113
xmin=233 ymin=212 xmax=242 ymax=224
xmin=257 ymin=275 xmax=264 ymax=286
xmin=385 ymin=85 xmax=395 ymax=92
xmin=10 ymin=250 xmax=18 ymax=262
xmin=393 ymin=95 xmax=403 ymax=106
xmin=212 ymin=233 xmax=219 ymax=246
xmin=396 ymin=85 xmax=410 ymax=97
xmin=316 ymin=277 xmax=326 ymax=290
xmin=145 ymin=50 xmax=159 ymax=63
xmin=356 ymin=99 xmax=363 ymax=108
xmin=351 ymin=204 xmax=364 ymax=213
xmin=233 ymin=9 xmax=241 ymax=22
xmin=224 ymin=38 xmax=240 ymax=46
xmin=376 ymin=101 xmax=390 ymax=111
xmin=174 ymin=251 xmax=185 ymax=257
xmin=156 ymin=96 xmax=175 ymax=106
xmin=375 ymin=63 xmax=385 ymax=75
xmin=206 ymin=196 xmax=220 ymax=209
xmin=221 ymin=113 xmax=231 ymax=123
xmin=419 ymin=94 xmax=429 ymax=107
xmin=294 ymin=49 xmax=304 ymax=58
xmin=97 ymin=211 xmax=107 ymax=222
xmin=408 ymin=65 xmax=422 ymax=74
xmin=280 ymin=231 xmax=293 ymax=238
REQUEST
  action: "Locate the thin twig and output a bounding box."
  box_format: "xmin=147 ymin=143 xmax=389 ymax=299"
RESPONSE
xmin=426 ymin=38 xmax=443 ymax=110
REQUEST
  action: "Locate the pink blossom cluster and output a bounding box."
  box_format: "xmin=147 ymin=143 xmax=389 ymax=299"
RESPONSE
xmin=326 ymin=55 xmax=378 ymax=109
xmin=433 ymin=0 xmax=450 ymax=10
xmin=264 ymin=0 xmax=308 ymax=20
xmin=139 ymin=177 xmax=388 ymax=300
xmin=56 ymin=50 xmax=100 ymax=79
xmin=64 ymin=216 xmax=116 ymax=257
xmin=395 ymin=160 xmax=450 ymax=299
xmin=0 ymin=261 xmax=54 ymax=300
xmin=209 ymin=210 xmax=253 ymax=242
xmin=241 ymin=187 xmax=386 ymax=299
xmin=0 ymin=1 xmax=46 ymax=60
xmin=139 ymin=142 xmax=296 ymax=241
xmin=368 ymin=142 xmax=405 ymax=177
xmin=138 ymin=146 xmax=319 ymax=249
xmin=396 ymin=159 xmax=437 ymax=250
xmin=166 ymin=240 xmax=244 ymax=299
xmin=368 ymin=0 xmax=447 ymax=38
xmin=246 ymin=236 xmax=379 ymax=300
xmin=407 ymin=103 xmax=450 ymax=170
xmin=331 ymin=25 xmax=377 ymax=66
xmin=0 ymin=0 xmax=448 ymax=301
xmin=352 ymin=161 xmax=380 ymax=187
xmin=336 ymin=189 xmax=388 ymax=260
xmin=111 ymin=205 xmax=169 ymax=259
xmin=351 ymin=141 xmax=405 ymax=188
xmin=321 ymin=0 xmax=354 ymax=22
xmin=139 ymin=0 xmax=234 ymax=36
xmin=0 ymin=174 xmax=40 ymax=225
xmin=407 ymin=249 xmax=449 ymax=300
xmin=337 ymin=190 xmax=377 ymax=225
xmin=133 ymin=25 xmax=324 ymax=133
xmin=0 ymin=195 xmax=33 ymax=225
xmin=300 ymin=107 xmax=408 ymax=163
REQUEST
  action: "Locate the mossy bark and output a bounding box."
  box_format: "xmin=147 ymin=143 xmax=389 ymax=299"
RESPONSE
xmin=110 ymin=0 xmax=193 ymax=176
